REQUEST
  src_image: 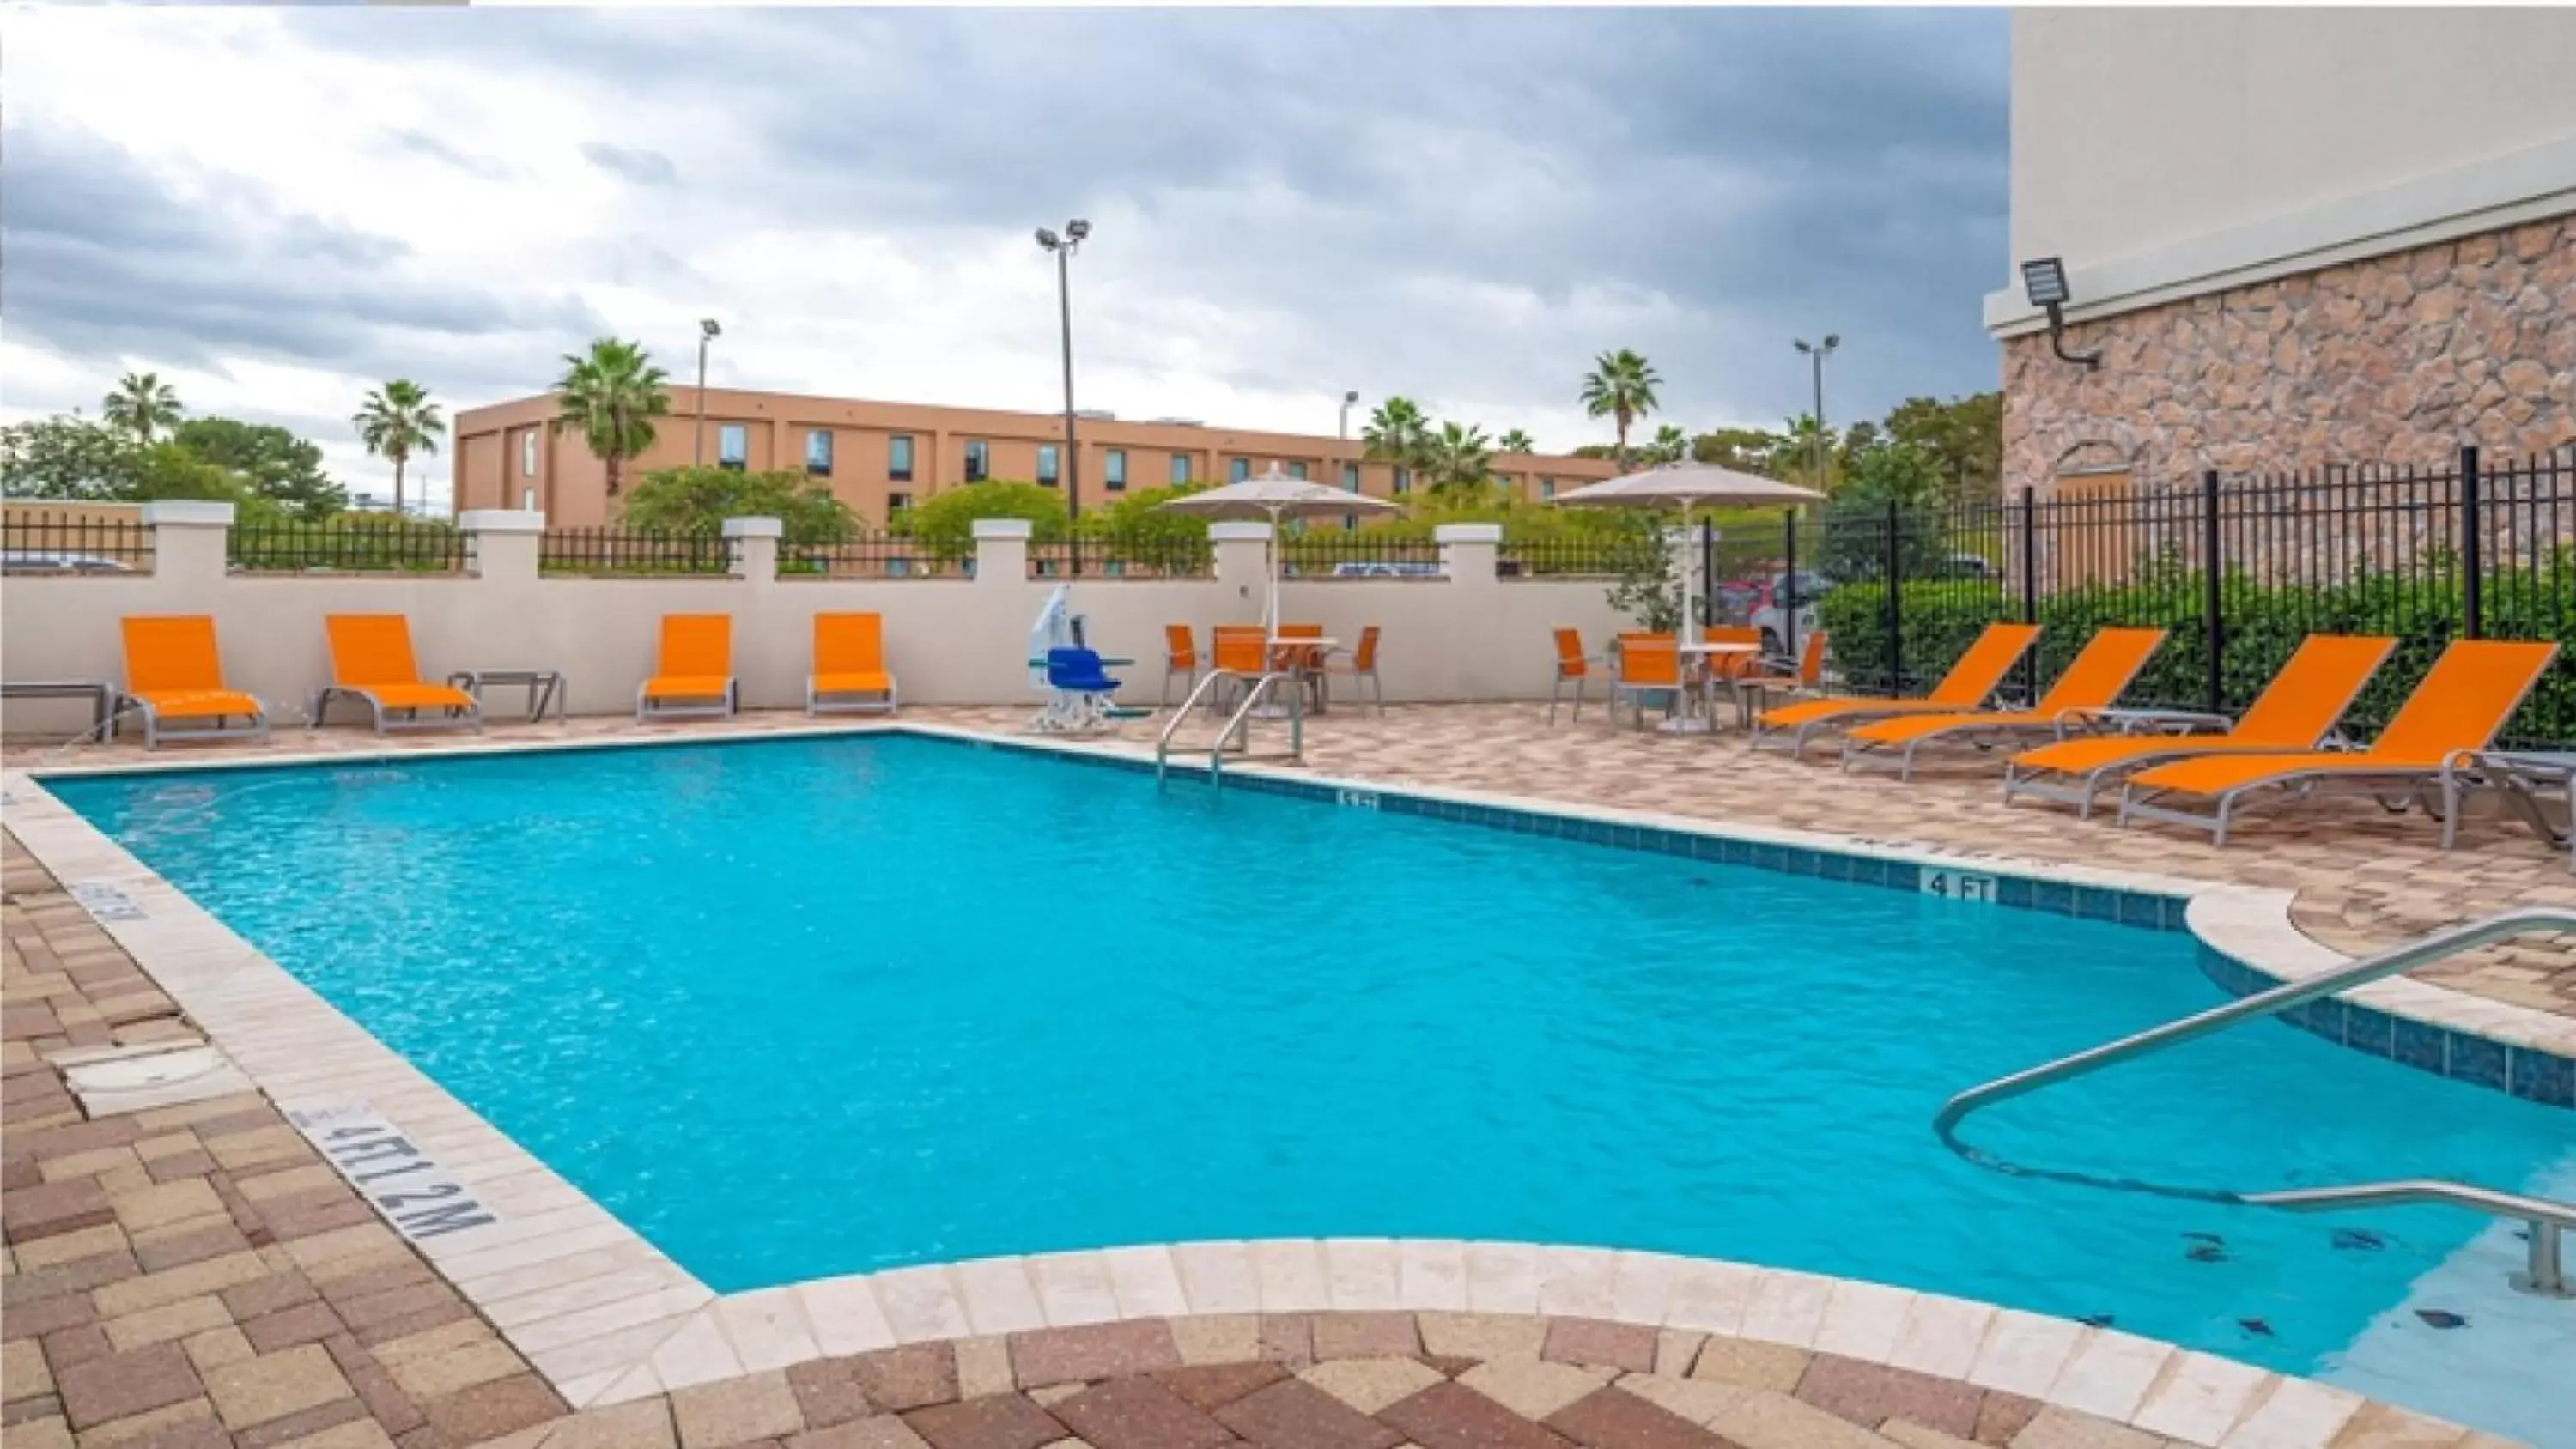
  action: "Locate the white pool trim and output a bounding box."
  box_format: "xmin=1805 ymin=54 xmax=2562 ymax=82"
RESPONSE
xmin=1 ymin=724 xmax=2550 ymax=1446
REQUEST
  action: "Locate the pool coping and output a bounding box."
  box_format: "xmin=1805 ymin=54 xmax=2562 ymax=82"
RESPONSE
xmin=0 ymin=722 xmax=2558 ymax=1446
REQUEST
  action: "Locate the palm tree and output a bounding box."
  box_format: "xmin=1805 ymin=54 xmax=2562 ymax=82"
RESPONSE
xmin=1496 ymin=428 xmax=1536 ymax=455
xmin=102 ymin=372 xmax=182 ymax=444
xmin=1577 ymin=349 xmax=1662 ymax=470
xmin=551 ymin=339 xmax=672 ymax=500
xmin=1421 ymin=421 xmax=1496 ymax=500
xmin=1359 ymin=396 xmax=1432 ymax=493
xmin=1643 ymin=423 xmax=1690 ymax=466
xmin=1773 ymin=414 xmax=1835 ymax=490
xmin=353 ymin=380 xmax=445 ymax=518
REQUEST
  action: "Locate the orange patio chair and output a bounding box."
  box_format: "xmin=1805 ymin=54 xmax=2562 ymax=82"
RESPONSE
xmin=313 ymin=615 xmax=481 ymax=736
xmin=1321 ymin=626 xmax=1385 ymax=716
xmin=1160 ymin=625 xmax=1199 ymax=708
xmin=636 ymin=614 xmax=737 ymax=722
xmin=1842 ymin=627 xmax=2168 ymax=779
xmin=2118 ymin=638 xmax=2561 ymax=846
xmin=1611 ymin=633 xmax=1686 ymax=731
xmin=117 ymin=615 xmax=270 ymax=750
xmin=1208 ymin=625 xmax=1269 ymax=713
xmin=1272 ymin=622 xmax=1327 ymax=708
xmin=806 ymin=612 xmax=896 ymax=716
xmin=2002 ymin=634 xmax=2397 ymax=817
xmin=1722 ymin=629 xmax=1829 ymax=729
xmin=1749 ymin=621 xmax=2043 ymax=758
xmin=1549 ymin=627 xmax=1605 ymax=724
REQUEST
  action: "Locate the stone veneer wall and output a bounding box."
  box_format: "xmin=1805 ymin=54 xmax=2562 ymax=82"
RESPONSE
xmin=2002 ymin=213 xmax=2576 ymax=493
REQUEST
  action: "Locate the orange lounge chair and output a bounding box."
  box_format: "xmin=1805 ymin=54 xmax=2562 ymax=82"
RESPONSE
xmin=2001 ymin=634 xmax=2397 ymax=817
xmin=636 ymin=614 xmax=738 ymax=722
xmin=1748 ymin=621 xmax=2042 ymax=757
xmin=118 ymin=615 xmax=270 ymax=750
xmin=1842 ymin=627 xmax=2168 ymax=779
xmin=312 ymin=615 xmax=482 ymax=736
xmin=805 ymin=612 xmax=896 ymax=716
xmin=2117 ymin=638 xmax=2561 ymax=845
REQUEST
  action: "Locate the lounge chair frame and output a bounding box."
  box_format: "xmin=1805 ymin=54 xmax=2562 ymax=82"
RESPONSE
xmin=637 ymin=679 xmax=738 ymax=723
xmin=805 ymin=678 xmax=898 ymax=716
xmin=1997 ymin=708 xmax=2239 ymax=818
xmin=1747 ymin=624 xmax=2041 ymax=757
xmin=2443 ymin=750 xmax=2574 ymax=873
xmin=2117 ymin=753 xmax=2473 ymax=846
xmin=119 ymin=694 xmax=270 ymax=751
xmin=1841 ymin=707 xmax=2109 ymax=780
xmin=307 ymin=685 xmax=483 ymax=737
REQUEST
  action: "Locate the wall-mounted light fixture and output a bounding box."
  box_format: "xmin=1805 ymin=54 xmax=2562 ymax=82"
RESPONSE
xmin=2020 ymin=257 xmax=2102 ymax=371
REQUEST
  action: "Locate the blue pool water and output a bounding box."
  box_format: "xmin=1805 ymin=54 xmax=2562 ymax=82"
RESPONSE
xmin=49 ymin=737 xmax=2573 ymax=1396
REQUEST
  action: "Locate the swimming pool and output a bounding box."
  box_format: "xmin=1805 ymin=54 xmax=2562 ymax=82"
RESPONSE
xmin=46 ymin=735 xmax=2573 ymax=1418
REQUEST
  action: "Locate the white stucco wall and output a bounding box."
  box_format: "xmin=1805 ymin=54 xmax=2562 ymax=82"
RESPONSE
xmin=0 ymin=517 xmax=1649 ymax=738
xmin=1988 ymin=8 xmax=2576 ymax=332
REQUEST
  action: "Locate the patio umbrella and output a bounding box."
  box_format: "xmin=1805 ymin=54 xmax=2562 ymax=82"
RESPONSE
xmin=1552 ymin=462 xmax=1825 ymax=644
xmin=1157 ymin=466 xmax=1404 ymax=628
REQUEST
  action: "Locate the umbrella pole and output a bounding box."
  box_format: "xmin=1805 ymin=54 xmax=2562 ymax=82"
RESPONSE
xmin=1267 ymin=506 xmax=1283 ymax=633
xmin=1679 ymin=502 xmax=1699 ymax=646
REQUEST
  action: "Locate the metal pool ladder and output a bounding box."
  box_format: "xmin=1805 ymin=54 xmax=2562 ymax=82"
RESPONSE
xmin=1157 ymin=669 xmax=1304 ymax=788
xmin=1935 ymin=905 xmax=2576 ymax=1296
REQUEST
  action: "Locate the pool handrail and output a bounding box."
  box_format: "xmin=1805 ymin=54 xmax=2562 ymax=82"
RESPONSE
xmin=1935 ymin=903 xmax=2576 ymax=1296
xmin=1157 ymin=668 xmax=1303 ymax=785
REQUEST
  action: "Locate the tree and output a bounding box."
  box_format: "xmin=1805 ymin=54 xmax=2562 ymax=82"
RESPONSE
xmin=1577 ymin=349 xmax=1661 ymax=469
xmin=1691 ymin=427 xmax=1780 ymax=475
xmin=353 ymin=380 xmax=445 ymax=518
xmin=172 ymin=417 xmax=345 ymax=519
xmin=1883 ymin=391 xmax=2002 ymax=505
xmin=0 ymin=415 xmax=139 ymax=499
xmin=892 ymin=481 xmax=1068 ymax=555
xmin=1771 ymin=414 xmax=1839 ymax=492
xmin=101 ymin=372 xmax=182 ymax=444
xmin=1420 ymin=421 xmax=1496 ymax=500
xmin=1642 ymin=423 xmax=1690 ymax=466
xmin=1496 ymin=428 xmax=1536 ymax=455
xmin=1816 ymin=441 xmax=1946 ymax=584
xmin=623 ymin=466 xmax=859 ymax=546
xmin=1078 ymin=483 xmax=1214 ymax=554
xmin=550 ymin=339 xmax=671 ymax=500
xmin=1359 ymin=397 xmax=1432 ymax=484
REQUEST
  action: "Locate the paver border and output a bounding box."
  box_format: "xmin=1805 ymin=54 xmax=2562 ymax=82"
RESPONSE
xmin=1 ymin=721 xmax=2560 ymax=1447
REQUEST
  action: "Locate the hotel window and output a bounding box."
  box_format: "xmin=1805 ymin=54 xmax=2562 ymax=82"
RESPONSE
xmin=1393 ymin=466 xmax=1412 ymax=494
xmin=1037 ymin=446 xmax=1060 ymax=485
xmin=1104 ymin=449 xmax=1127 ymax=491
xmin=1170 ymin=452 xmax=1192 ymax=485
xmin=1229 ymin=458 xmax=1251 ymax=482
xmin=886 ymin=492 xmax=913 ymax=518
xmin=718 ymin=424 xmax=748 ymax=471
xmin=805 ymin=429 xmax=833 ymax=476
xmin=1286 ymin=461 xmax=1309 ymax=480
xmin=964 ymin=440 xmax=989 ymax=482
xmin=1540 ymin=478 xmax=1557 ymax=501
xmin=889 ymin=435 xmax=914 ymax=482
xmin=1340 ymin=463 xmax=1360 ymax=492
xmin=519 ymin=432 xmax=537 ymax=477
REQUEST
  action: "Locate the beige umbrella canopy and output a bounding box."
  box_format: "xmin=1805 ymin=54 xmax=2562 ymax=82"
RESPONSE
xmin=1158 ymin=467 xmax=1404 ymax=627
xmin=1552 ymin=463 xmax=1825 ymax=642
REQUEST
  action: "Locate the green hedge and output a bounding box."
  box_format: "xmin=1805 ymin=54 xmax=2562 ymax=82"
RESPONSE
xmin=1815 ymin=567 xmax=2574 ymax=748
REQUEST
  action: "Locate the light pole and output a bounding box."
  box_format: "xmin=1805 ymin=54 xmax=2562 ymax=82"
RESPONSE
xmin=1793 ymin=334 xmax=1839 ymax=490
xmin=1339 ymin=390 xmax=1359 ymax=441
xmin=693 ymin=318 xmax=722 ymax=467
xmin=1035 ymin=221 xmax=1091 ymax=531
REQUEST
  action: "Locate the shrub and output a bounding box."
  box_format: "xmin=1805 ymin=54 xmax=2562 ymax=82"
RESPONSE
xmin=622 ymin=466 xmax=857 ymax=546
xmin=891 ymin=481 xmax=1067 ymax=555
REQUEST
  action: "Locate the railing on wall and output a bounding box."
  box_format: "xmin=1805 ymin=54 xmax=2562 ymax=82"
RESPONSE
xmin=538 ymin=528 xmax=732 ymax=576
xmin=1279 ymin=535 xmax=1443 ymax=578
xmin=1495 ymin=537 xmax=1651 ymax=579
xmin=781 ymin=536 xmax=971 ymax=579
xmin=1 ymin=510 xmax=156 ymax=575
xmin=1803 ymin=447 xmax=2573 ymax=751
xmin=228 ymin=519 xmax=466 ymax=573
xmin=1026 ymin=540 xmax=1213 ymax=579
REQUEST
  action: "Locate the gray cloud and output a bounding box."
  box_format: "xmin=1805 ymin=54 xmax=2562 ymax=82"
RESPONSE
xmin=579 ymin=142 xmax=677 ymax=187
xmin=384 ymin=128 xmax=518 ymax=182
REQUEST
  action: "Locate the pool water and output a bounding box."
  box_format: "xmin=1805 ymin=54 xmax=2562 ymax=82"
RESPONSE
xmin=51 ymin=737 xmax=2573 ymax=1395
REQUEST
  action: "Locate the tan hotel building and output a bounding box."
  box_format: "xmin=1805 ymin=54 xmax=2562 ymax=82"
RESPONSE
xmin=451 ymin=388 xmax=1622 ymax=527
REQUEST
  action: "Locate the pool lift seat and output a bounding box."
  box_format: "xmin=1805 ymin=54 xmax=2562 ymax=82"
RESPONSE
xmin=1935 ymin=905 xmax=2576 ymax=1297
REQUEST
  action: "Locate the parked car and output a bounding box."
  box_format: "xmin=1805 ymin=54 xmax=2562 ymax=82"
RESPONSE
xmin=1 ymin=551 xmax=137 ymax=576
xmin=1751 ymin=569 xmax=1835 ymax=657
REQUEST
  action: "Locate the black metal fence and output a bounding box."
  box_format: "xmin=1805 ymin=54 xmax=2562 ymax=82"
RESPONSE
xmin=0 ymin=510 xmax=155 ymax=573
xmin=228 ymin=519 xmax=466 ymax=573
xmin=538 ymin=528 xmax=732 ymax=575
xmin=1028 ymin=540 xmax=1213 ymax=579
xmin=1497 ymin=537 xmax=1652 ymax=578
xmin=1764 ymin=447 xmax=2572 ymax=750
xmin=782 ymin=537 xmax=971 ymax=579
xmin=1279 ymin=534 xmax=1443 ymax=577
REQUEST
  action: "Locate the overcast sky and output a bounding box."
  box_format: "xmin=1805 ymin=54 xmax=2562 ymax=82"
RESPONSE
xmin=0 ymin=5 xmax=2008 ymax=509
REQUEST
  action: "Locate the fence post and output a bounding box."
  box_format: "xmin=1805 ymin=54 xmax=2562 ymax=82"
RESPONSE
xmin=2460 ymin=445 xmax=2483 ymax=640
xmin=2018 ymin=486 xmax=2038 ymax=705
xmin=2202 ymin=470 xmax=2225 ymax=715
xmin=1782 ymin=508 xmax=1799 ymax=664
xmin=1882 ymin=496 xmax=1904 ymax=694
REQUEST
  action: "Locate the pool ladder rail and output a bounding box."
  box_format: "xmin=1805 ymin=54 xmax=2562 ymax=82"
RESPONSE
xmin=1156 ymin=668 xmax=1305 ymax=787
xmin=1937 ymin=905 xmax=2576 ymax=1297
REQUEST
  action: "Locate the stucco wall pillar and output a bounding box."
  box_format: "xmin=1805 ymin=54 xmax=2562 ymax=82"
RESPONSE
xmin=1436 ymin=522 xmax=1502 ymax=582
xmin=1208 ymin=522 xmax=1271 ymax=621
xmin=459 ymin=510 xmax=543 ymax=584
xmin=723 ymin=516 xmax=782 ymax=582
xmin=140 ymin=501 xmax=234 ymax=587
xmin=972 ymin=518 xmax=1030 ymax=582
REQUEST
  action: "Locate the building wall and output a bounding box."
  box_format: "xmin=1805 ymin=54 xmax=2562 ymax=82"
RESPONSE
xmin=2003 ymin=215 xmax=2576 ymax=493
xmin=1989 ymin=9 xmax=2576 ymax=336
xmin=450 ymin=391 xmax=1619 ymax=527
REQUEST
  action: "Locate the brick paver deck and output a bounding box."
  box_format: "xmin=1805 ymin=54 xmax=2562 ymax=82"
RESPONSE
xmin=0 ymin=712 xmax=2547 ymax=1448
